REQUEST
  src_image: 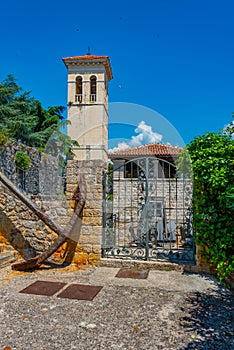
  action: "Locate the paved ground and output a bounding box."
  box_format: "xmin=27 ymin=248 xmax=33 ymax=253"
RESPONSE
xmin=0 ymin=264 xmax=233 ymax=350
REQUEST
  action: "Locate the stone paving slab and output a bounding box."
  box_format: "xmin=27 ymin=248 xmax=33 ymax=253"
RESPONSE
xmin=0 ymin=265 xmax=233 ymax=350
xmin=89 ymin=267 xmax=220 ymax=292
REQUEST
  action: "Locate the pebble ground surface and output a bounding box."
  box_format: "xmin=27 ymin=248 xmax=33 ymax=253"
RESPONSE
xmin=0 ymin=264 xmax=233 ymax=350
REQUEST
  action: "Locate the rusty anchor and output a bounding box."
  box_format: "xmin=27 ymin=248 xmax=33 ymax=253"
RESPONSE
xmin=0 ymin=170 xmax=85 ymax=271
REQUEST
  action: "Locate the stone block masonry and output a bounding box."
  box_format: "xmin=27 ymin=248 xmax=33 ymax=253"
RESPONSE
xmin=65 ymin=159 xmax=107 ymax=265
xmin=0 ymin=184 xmax=59 ymax=260
xmin=0 ymin=141 xmax=41 ymax=194
xmin=0 ymin=141 xmax=70 ymax=262
xmin=0 ymin=148 xmax=107 ymax=267
xmin=0 ymin=140 xmax=65 ymax=196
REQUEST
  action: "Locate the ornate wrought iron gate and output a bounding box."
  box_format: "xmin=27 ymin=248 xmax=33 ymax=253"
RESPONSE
xmin=102 ymin=157 xmax=195 ymax=264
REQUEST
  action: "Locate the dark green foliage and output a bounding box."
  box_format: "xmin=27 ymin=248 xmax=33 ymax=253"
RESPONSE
xmin=187 ymin=132 xmax=234 ymax=281
xmin=0 ymin=75 xmax=77 ymax=156
xmin=14 ymin=151 xmax=31 ymax=170
xmin=0 ymin=75 xmax=35 ymax=141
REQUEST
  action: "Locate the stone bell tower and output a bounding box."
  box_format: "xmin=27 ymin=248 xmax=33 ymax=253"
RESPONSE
xmin=62 ymin=54 xmax=113 ymax=161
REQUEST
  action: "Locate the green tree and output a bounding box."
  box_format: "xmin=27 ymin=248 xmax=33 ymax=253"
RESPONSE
xmin=0 ymin=74 xmax=35 ymax=141
xmin=187 ymin=132 xmax=234 ymax=281
xmin=26 ymin=100 xmax=66 ymax=149
xmin=0 ymin=74 xmax=78 ymax=155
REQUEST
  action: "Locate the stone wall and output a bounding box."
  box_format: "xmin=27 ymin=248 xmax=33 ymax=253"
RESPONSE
xmin=0 ymin=141 xmax=74 ymax=264
xmin=0 ymin=141 xmax=65 ymax=196
xmin=0 ymin=157 xmax=106 ymax=267
xmin=0 ymin=185 xmax=58 ymax=259
xmin=0 ymin=141 xmax=40 ymax=194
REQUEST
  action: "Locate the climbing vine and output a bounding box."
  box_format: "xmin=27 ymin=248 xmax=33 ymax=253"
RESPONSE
xmin=186 ymin=132 xmax=234 ymax=281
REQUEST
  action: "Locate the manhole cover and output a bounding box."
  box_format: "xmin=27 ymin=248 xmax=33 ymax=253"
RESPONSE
xmin=115 ymin=268 xmax=149 ymax=279
xmin=19 ymin=281 xmax=66 ymax=296
xmin=57 ymin=284 xmax=103 ymax=300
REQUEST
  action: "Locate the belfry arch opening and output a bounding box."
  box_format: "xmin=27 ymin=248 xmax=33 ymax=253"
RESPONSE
xmin=75 ymin=76 xmax=82 ymax=102
xmin=90 ymin=75 xmax=97 ymax=102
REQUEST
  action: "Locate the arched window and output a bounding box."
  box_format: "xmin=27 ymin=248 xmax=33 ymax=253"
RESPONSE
xmin=90 ymin=75 xmax=97 ymax=102
xmin=75 ymin=76 xmax=82 ymax=102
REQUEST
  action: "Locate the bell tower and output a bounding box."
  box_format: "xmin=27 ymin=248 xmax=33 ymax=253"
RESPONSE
xmin=62 ymin=54 xmax=113 ymax=161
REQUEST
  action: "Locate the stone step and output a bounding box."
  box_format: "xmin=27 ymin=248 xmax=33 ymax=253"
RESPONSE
xmin=0 ymin=252 xmax=15 ymax=269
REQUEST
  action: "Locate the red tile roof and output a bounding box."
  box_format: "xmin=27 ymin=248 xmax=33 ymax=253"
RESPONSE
xmin=63 ymin=55 xmax=109 ymax=60
xmin=62 ymin=54 xmax=113 ymax=80
xmin=108 ymin=143 xmax=183 ymax=161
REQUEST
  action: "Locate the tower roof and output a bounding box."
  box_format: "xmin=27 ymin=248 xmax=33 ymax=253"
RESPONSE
xmin=62 ymin=54 xmax=113 ymax=80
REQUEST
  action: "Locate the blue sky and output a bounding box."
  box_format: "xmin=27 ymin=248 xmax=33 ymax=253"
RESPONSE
xmin=0 ymin=0 xmax=233 ymax=146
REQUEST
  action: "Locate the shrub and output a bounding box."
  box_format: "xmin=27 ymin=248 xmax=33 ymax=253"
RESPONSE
xmin=187 ymin=132 xmax=234 ymax=281
xmin=0 ymin=131 xmax=8 ymax=146
xmin=14 ymin=151 xmax=31 ymax=171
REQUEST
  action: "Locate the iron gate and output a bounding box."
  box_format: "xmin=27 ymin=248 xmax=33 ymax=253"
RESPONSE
xmin=102 ymin=157 xmax=195 ymax=264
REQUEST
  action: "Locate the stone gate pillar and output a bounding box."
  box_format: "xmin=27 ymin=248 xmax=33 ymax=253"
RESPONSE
xmin=66 ymin=159 xmax=106 ymax=265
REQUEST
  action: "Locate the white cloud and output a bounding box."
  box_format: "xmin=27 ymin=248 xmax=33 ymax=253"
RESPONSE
xmin=109 ymin=142 xmax=130 ymax=153
xmin=109 ymin=121 xmax=163 ymax=152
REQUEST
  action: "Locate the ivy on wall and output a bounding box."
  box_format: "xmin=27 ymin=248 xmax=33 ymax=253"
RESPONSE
xmin=186 ymin=132 xmax=234 ymax=281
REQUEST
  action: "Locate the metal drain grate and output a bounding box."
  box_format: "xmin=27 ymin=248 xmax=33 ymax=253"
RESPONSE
xmin=57 ymin=284 xmax=103 ymax=301
xmin=115 ymin=268 xmax=149 ymax=279
xmin=19 ymin=280 xmax=67 ymax=296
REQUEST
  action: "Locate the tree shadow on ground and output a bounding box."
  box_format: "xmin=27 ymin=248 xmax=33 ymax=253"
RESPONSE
xmin=179 ymin=289 xmax=234 ymax=350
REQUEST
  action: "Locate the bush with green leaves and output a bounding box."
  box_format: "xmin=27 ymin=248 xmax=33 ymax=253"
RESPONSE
xmin=187 ymin=132 xmax=234 ymax=281
xmin=14 ymin=151 xmax=31 ymax=171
